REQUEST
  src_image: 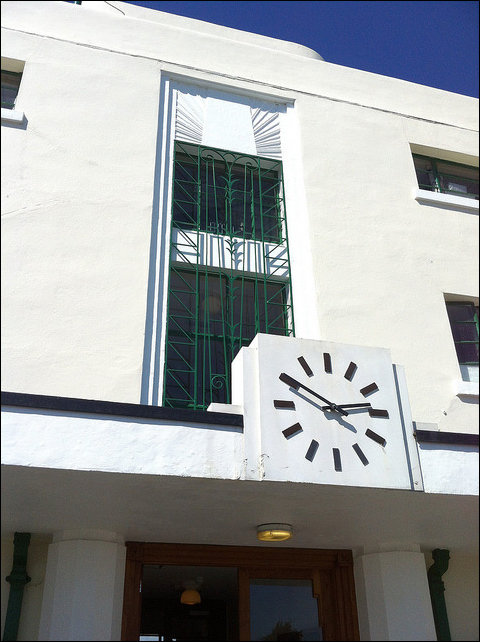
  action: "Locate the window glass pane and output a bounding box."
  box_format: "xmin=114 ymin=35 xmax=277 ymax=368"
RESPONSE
xmin=250 ymin=579 xmax=322 ymax=641
xmin=451 ymin=323 xmax=478 ymax=342
xmin=447 ymin=303 xmax=476 ymax=323
xmin=413 ymin=156 xmax=436 ymax=191
xmin=436 ymin=161 xmax=479 ymax=182
xmin=455 ymin=342 xmax=479 ymax=365
xmin=172 ymin=160 xmax=198 ymax=228
xmin=1 ymin=71 xmax=21 ymax=109
xmin=446 ymin=303 xmax=479 ymax=368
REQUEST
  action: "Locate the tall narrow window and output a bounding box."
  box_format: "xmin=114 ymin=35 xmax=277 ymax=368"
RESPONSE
xmin=446 ymin=302 xmax=479 ymax=382
xmin=163 ymin=143 xmax=294 ymax=410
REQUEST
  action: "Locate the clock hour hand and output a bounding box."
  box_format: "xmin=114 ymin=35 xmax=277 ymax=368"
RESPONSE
xmin=279 ymin=373 xmax=349 ymax=416
xmin=321 ymin=402 xmax=372 ymax=410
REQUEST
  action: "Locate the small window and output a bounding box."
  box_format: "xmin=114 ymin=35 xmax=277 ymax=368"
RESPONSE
xmin=413 ymin=155 xmax=479 ymax=201
xmin=1 ymin=70 xmax=22 ymax=110
xmin=446 ymin=302 xmax=479 ymax=382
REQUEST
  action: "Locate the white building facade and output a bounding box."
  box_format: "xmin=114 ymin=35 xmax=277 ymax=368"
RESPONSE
xmin=1 ymin=2 xmax=478 ymax=640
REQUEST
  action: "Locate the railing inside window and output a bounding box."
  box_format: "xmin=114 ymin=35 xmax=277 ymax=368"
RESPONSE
xmin=413 ymin=154 xmax=479 ymax=201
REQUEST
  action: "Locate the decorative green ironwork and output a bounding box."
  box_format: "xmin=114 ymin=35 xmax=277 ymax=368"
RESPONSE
xmin=427 ymin=549 xmax=452 ymax=641
xmin=163 ymin=142 xmax=295 ymax=410
xmin=2 ymin=533 xmax=31 ymax=642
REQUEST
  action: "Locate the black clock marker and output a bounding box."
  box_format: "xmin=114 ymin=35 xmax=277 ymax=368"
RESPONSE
xmin=279 ymin=373 xmax=300 ymax=390
xmin=274 ymin=400 xmax=296 ymax=409
xmin=352 ymin=443 xmax=369 ymax=465
xmin=344 ymin=362 xmax=357 ymax=381
xmin=333 ymin=448 xmax=342 ymax=471
xmin=283 ymin=423 xmax=303 ymax=439
xmin=323 ymin=353 xmax=332 ymax=373
xmin=305 ymin=440 xmax=319 ymax=461
xmin=368 ymin=408 xmax=389 ymax=418
xmin=360 ymin=382 xmax=379 ymax=397
xmin=298 ymin=356 xmax=313 ymax=377
xmin=366 ymin=429 xmax=386 ymax=447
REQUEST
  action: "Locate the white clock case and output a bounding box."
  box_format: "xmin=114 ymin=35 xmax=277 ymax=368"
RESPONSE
xmin=232 ymin=333 xmax=423 ymax=491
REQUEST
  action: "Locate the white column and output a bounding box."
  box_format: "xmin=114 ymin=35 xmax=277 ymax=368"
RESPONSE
xmin=38 ymin=530 xmax=126 ymax=641
xmin=354 ymin=545 xmax=436 ymax=641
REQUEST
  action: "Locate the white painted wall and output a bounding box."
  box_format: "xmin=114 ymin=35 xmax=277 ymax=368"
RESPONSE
xmin=2 ymin=1 xmax=477 ymax=438
xmin=418 ymin=442 xmax=479 ymax=495
xmin=1 ymin=408 xmax=244 ymax=480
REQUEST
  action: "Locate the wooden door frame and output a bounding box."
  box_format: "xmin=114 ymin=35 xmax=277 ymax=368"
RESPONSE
xmin=121 ymin=542 xmax=359 ymax=641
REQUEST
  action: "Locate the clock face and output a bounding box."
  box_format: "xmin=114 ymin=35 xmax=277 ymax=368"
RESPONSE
xmin=274 ymin=352 xmax=389 ymax=474
xmin=233 ymin=334 xmax=421 ymax=490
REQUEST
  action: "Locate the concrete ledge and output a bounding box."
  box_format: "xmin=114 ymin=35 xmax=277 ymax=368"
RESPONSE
xmin=455 ymin=380 xmax=479 ymax=398
xmin=1 ymin=391 xmax=244 ymax=428
xmin=1 ymin=108 xmax=25 ymax=124
xmin=415 ymin=189 xmax=479 ymax=214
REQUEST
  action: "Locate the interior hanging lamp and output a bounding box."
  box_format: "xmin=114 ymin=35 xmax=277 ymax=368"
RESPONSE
xmin=180 ymin=578 xmax=202 ymax=605
xmin=180 ymin=588 xmax=201 ymax=605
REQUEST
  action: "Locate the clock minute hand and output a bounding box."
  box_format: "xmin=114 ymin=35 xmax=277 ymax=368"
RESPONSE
xmin=324 ymin=403 xmax=372 ymax=410
xmin=279 ymin=373 xmax=349 ymax=416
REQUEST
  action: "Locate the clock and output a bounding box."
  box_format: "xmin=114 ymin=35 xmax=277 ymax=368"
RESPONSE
xmin=232 ymin=334 xmax=423 ymax=490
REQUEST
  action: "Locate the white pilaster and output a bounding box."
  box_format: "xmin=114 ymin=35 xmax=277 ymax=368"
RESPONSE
xmin=354 ymin=546 xmax=436 ymax=641
xmin=38 ymin=530 xmax=126 ymax=641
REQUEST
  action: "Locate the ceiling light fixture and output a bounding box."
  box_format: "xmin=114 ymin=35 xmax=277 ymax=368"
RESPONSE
xmin=256 ymin=523 xmax=293 ymax=542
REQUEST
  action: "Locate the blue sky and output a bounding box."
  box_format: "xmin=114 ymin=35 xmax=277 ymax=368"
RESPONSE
xmin=120 ymin=0 xmax=479 ymax=98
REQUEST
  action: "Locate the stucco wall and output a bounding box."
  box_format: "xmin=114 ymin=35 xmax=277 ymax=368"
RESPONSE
xmin=2 ymin=1 xmax=477 ymax=436
xmin=1 ymin=33 xmax=159 ymax=402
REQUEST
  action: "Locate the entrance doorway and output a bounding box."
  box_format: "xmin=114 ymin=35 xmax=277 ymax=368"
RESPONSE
xmin=121 ymin=543 xmax=359 ymax=641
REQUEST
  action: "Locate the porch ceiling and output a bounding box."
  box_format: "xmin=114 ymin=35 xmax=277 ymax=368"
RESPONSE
xmin=1 ymin=464 xmax=478 ymax=555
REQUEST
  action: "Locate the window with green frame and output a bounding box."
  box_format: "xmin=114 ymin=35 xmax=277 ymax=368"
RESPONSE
xmin=446 ymin=302 xmax=479 ymax=382
xmin=413 ymin=154 xmax=479 ymax=200
xmin=163 ymin=142 xmax=294 ymax=410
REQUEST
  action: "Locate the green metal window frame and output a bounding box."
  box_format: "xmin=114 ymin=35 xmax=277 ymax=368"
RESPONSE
xmin=413 ymin=154 xmax=479 ymax=200
xmin=446 ymin=302 xmax=479 ymax=367
xmin=162 ymin=142 xmax=295 ymax=410
xmin=1 ymin=70 xmax=22 ymax=110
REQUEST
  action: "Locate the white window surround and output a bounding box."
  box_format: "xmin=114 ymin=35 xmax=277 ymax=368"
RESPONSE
xmin=455 ymin=379 xmax=479 ymax=398
xmin=456 ymin=365 xmax=479 ymax=397
xmin=415 ymin=188 xmax=479 ymax=214
xmin=1 ymin=107 xmax=24 ymax=124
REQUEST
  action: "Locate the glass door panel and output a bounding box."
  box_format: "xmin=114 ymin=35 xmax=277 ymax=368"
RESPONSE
xmin=250 ymin=578 xmax=322 ymax=641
